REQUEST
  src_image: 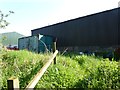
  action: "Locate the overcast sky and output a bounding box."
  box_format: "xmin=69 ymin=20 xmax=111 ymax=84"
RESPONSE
xmin=0 ymin=0 xmax=119 ymax=36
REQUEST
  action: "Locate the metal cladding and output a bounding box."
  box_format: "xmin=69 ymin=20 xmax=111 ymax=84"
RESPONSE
xmin=32 ymin=8 xmax=120 ymax=47
xmin=18 ymin=35 xmax=53 ymax=53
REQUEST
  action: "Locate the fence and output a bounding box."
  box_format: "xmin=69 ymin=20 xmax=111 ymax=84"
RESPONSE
xmin=7 ymin=50 xmax=58 ymax=90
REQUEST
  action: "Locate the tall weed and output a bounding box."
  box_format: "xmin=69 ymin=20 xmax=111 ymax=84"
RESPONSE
xmin=1 ymin=50 xmax=51 ymax=88
xmin=0 ymin=50 xmax=119 ymax=89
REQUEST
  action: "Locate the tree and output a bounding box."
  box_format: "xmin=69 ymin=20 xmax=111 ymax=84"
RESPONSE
xmin=0 ymin=10 xmax=14 ymax=28
xmin=0 ymin=10 xmax=14 ymax=48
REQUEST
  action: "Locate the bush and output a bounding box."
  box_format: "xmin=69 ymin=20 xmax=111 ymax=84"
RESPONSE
xmin=36 ymin=55 xmax=83 ymax=88
xmin=0 ymin=50 xmax=119 ymax=89
xmin=1 ymin=50 xmax=51 ymax=88
xmin=36 ymin=55 xmax=119 ymax=89
xmin=75 ymin=59 xmax=119 ymax=89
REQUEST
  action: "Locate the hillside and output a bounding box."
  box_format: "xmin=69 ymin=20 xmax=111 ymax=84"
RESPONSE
xmin=0 ymin=32 xmax=24 ymax=46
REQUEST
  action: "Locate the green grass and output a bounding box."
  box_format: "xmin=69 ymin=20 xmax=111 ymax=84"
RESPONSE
xmin=36 ymin=55 xmax=119 ymax=89
xmin=0 ymin=49 xmax=51 ymax=88
xmin=0 ymin=49 xmax=119 ymax=89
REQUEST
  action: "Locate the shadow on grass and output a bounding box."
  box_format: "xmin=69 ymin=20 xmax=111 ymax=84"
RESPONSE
xmin=19 ymin=61 xmax=43 ymax=88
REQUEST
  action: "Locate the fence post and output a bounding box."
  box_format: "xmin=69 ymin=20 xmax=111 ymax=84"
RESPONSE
xmin=25 ymin=50 xmax=58 ymax=89
xmin=7 ymin=77 xmax=19 ymax=90
xmin=53 ymin=38 xmax=57 ymax=64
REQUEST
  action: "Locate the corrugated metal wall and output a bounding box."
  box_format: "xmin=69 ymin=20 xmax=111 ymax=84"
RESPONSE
xmin=38 ymin=35 xmax=53 ymax=52
xmin=32 ymin=8 xmax=120 ymax=47
xmin=18 ymin=36 xmax=39 ymax=53
xmin=18 ymin=35 xmax=53 ymax=53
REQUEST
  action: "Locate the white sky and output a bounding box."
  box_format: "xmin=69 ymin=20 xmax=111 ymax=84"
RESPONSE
xmin=0 ymin=0 xmax=119 ymax=36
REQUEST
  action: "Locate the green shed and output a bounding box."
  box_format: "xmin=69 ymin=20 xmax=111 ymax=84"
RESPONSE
xmin=38 ymin=35 xmax=53 ymax=52
xmin=18 ymin=34 xmax=53 ymax=53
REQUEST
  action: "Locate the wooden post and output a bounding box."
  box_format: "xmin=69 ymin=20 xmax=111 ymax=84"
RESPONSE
xmin=7 ymin=77 xmax=19 ymax=90
xmin=25 ymin=50 xmax=58 ymax=89
xmin=53 ymin=37 xmax=57 ymax=64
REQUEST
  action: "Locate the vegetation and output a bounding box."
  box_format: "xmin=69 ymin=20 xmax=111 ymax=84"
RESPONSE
xmin=0 ymin=10 xmax=14 ymax=28
xmin=0 ymin=49 xmax=51 ymax=88
xmin=36 ymin=54 xmax=119 ymax=89
xmin=0 ymin=49 xmax=119 ymax=89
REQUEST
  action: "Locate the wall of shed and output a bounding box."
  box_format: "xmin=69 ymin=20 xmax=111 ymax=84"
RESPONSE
xmin=18 ymin=35 xmax=53 ymax=53
xmin=18 ymin=36 xmax=39 ymax=53
xmin=32 ymin=8 xmax=120 ymax=48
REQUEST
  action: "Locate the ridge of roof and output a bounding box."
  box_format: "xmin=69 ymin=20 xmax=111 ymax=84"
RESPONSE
xmin=32 ymin=7 xmax=119 ymax=31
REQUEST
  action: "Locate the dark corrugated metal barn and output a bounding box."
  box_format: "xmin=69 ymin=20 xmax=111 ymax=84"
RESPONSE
xmin=32 ymin=8 xmax=120 ymax=49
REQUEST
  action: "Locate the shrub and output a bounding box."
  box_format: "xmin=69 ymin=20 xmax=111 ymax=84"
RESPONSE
xmin=36 ymin=55 xmax=119 ymax=89
xmin=0 ymin=50 xmax=119 ymax=89
xmin=36 ymin=55 xmax=83 ymax=88
xmin=1 ymin=50 xmax=51 ymax=88
xmin=75 ymin=59 xmax=119 ymax=89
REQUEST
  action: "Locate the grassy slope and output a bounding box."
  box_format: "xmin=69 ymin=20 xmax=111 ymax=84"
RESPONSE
xmin=1 ymin=50 xmax=51 ymax=88
xmin=0 ymin=50 xmax=120 ymax=89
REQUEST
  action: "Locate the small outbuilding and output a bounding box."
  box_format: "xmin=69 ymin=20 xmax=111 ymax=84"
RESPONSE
xmin=18 ymin=35 xmax=53 ymax=53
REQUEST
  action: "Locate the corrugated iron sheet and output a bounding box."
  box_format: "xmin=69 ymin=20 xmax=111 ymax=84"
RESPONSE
xmin=32 ymin=7 xmax=120 ymax=47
